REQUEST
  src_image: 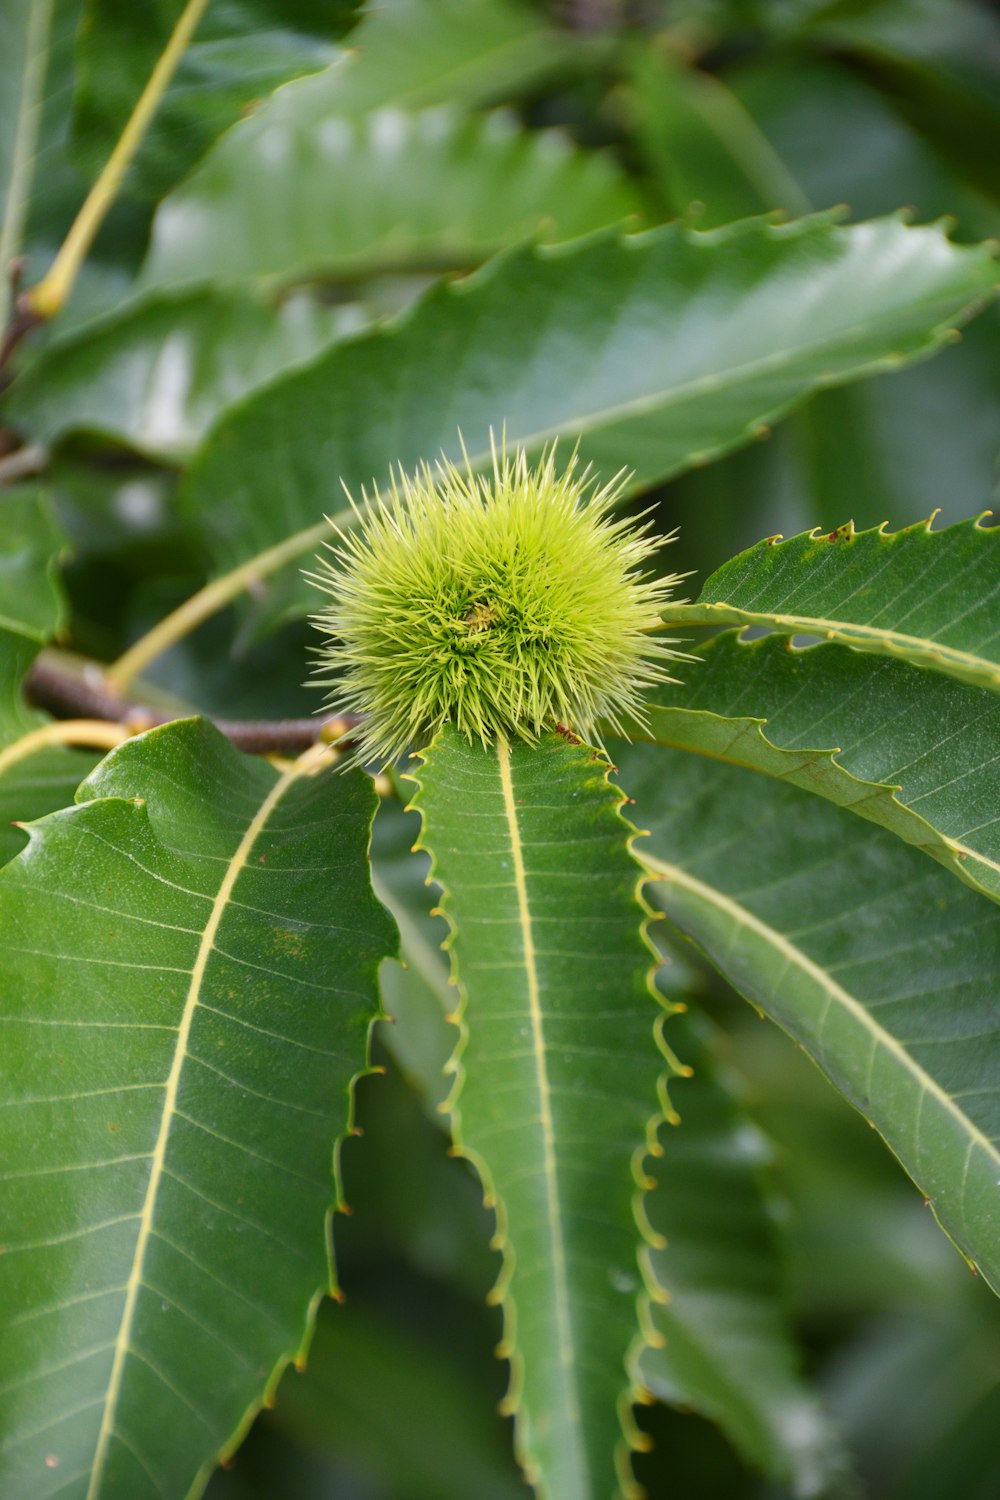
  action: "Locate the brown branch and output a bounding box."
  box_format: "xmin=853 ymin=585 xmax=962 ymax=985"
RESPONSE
xmin=24 ymin=651 xmax=359 ymax=756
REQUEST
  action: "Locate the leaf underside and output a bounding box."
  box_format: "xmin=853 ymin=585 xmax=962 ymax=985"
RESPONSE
xmin=407 ymin=730 xmax=671 ymax=1500
xmin=0 ymin=720 xmax=395 ymax=1500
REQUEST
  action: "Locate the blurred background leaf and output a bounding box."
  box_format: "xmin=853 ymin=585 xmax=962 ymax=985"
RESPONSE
xmin=71 ymin=0 xmax=362 ymax=199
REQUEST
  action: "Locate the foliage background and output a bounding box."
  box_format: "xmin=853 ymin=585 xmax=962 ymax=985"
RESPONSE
xmin=3 ymin=1 xmax=1000 ymax=1496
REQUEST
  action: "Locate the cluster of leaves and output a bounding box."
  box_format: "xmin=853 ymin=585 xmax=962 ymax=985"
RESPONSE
xmin=2 ymin=2 xmax=1000 ymax=1499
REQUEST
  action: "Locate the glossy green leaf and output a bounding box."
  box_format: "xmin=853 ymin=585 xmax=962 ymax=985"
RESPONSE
xmin=142 ymin=100 xmax=640 ymax=290
xmin=666 ymin=514 xmax=1000 ymax=692
xmin=6 ymin=290 xmax=346 ymax=459
xmin=731 ymin=55 xmax=1000 ymax=237
xmin=636 ymin=630 xmax=1000 ymax=904
xmin=616 ymin=741 xmax=1000 ymax=1296
xmin=407 ymin=729 xmax=669 ymax=1500
xmin=71 ymin=0 xmax=359 ymax=201
xmin=641 ymin=1016 xmax=849 ymax=1498
xmin=390 ymin=746 xmax=845 ymax=1493
xmin=812 ymin=8 xmax=1000 ymax=217
xmin=727 ymin=54 xmax=1000 ymax=530
xmin=0 ymin=718 xmax=395 ymax=1499
xmin=182 ymin=213 xmax=1000 ymax=627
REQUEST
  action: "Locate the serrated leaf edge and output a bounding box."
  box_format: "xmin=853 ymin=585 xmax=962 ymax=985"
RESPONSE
xmin=196 ymin=748 xmax=397 ymax=1498
xmin=634 ymin=694 xmax=1000 ymax=907
xmin=402 ymin=731 xmax=688 ymax=1499
xmin=13 ymin=724 xmax=398 ymax=1500
xmin=641 ymin=848 xmax=1000 ymax=1296
xmin=142 ymin=101 xmax=642 ymax=291
xmin=664 ymin=514 xmax=1000 ymax=695
xmin=173 ymin=212 xmax=999 ymax=610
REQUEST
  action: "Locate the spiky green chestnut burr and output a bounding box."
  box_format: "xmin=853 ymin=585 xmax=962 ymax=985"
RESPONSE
xmin=309 ymin=444 xmax=683 ymax=764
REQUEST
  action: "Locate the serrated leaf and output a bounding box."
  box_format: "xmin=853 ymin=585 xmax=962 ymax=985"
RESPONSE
xmin=666 ymin=515 xmax=1000 ymax=692
xmin=615 ymin=740 xmax=1000 ymax=1297
xmin=70 ymin=0 xmax=359 ymax=201
xmin=6 ymin=290 xmax=347 ymax=460
xmin=641 ymin=1016 xmax=849 ymax=1499
xmin=141 ymin=101 xmax=640 ymax=290
xmin=178 ymin=214 xmax=999 ymax=629
xmin=635 ymin=631 xmax=1000 ymax=905
xmin=391 ymin=745 xmax=845 ymax=1495
xmin=407 ymin=729 xmax=669 ymax=1500
xmin=0 ymin=718 xmax=396 ymax=1500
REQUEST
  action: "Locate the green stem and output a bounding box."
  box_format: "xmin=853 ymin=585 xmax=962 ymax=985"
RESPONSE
xmin=0 ymin=717 xmax=128 ymax=776
xmin=103 ymin=511 xmax=346 ymax=694
xmin=26 ymin=0 xmax=212 ymax=320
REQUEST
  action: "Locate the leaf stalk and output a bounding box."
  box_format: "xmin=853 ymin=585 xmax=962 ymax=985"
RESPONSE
xmin=25 ymin=0 xmax=212 ymax=321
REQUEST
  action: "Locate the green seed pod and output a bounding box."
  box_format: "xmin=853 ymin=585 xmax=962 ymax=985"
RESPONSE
xmin=309 ymin=443 xmax=684 ymax=765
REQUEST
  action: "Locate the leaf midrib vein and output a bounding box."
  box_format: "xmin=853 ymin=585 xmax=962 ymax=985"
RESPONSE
xmin=85 ymin=756 xmax=305 ymax=1499
xmin=670 ymin=606 xmax=1000 ymax=683
xmin=495 ymin=736 xmax=585 ymax=1477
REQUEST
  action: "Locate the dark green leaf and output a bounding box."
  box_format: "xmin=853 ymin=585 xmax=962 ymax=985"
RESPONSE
xmin=316 ymin=0 xmax=571 ymax=119
xmin=370 ymin=790 xmax=455 ymax=1112
xmin=617 ymin=741 xmax=1000 ymax=1297
xmin=267 ymin=1294 xmax=529 ymax=1500
xmin=0 ymin=0 xmax=85 ymax=320
xmin=408 ymin=729 xmax=669 ymax=1499
xmin=628 ymin=49 xmax=809 ymax=227
xmin=0 ymin=719 xmax=396 ymax=1499
xmin=182 ymin=214 xmax=999 ymax=627
xmin=0 ymin=626 xmax=100 ymax=867
xmin=0 ymin=494 xmax=98 ymax=868
xmin=0 ymin=488 xmax=66 ymax=640
xmin=642 ymin=1017 xmax=849 ymax=1498
xmin=637 ymin=630 xmax=1000 ymax=904
xmin=666 ymin=515 xmax=1000 ymax=692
